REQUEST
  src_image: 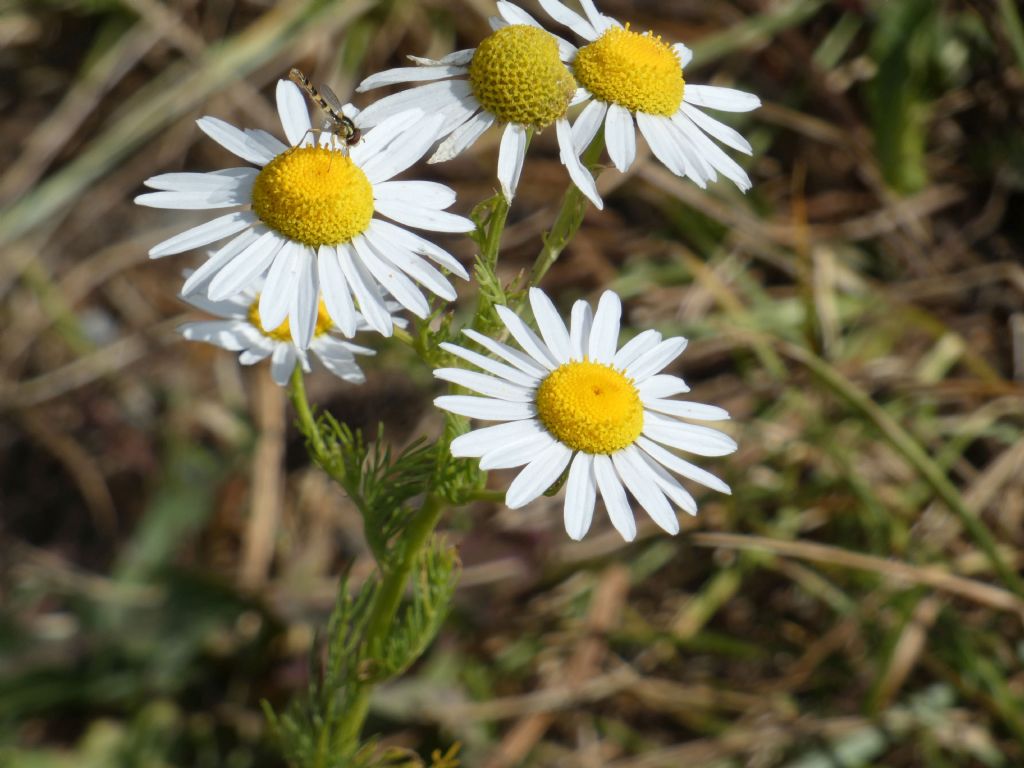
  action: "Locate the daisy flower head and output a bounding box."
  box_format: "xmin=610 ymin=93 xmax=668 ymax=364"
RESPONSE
xmin=540 ymin=0 xmax=760 ymax=198
xmin=137 ymin=77 xmax=474 ymax=346
xmin=356 ymin=2 xmax=603 ymax=209
xmin=178 ymin=280 xmax=401 ymax=387
xmin=434 ymin=288 xmax=736 ymax=542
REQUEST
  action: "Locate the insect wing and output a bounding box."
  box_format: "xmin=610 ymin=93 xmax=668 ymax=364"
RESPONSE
xmin=318 ymin=82 xmax=347 ymax=117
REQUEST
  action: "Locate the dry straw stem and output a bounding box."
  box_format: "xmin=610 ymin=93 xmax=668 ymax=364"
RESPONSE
xmin=689 ymin=533 xmax=1024 ymax=619
xmin=780 ymin=341 xmax=1024 ymax=597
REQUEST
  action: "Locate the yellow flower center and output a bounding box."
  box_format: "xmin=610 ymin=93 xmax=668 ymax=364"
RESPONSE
xmin=535 ymin=361 xmax=643 ymax=455
xmin=247 ymin=296 xmax=334 ymax=342
xmin=573 ymin=24 xmax=684 ymax=116
xmin=468 ymin=25 xmax=576 ymax=127
xmin=250 ymin=147 xmax=374 ymax=247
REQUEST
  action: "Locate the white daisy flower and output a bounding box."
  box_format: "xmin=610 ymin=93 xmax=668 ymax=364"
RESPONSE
xmin=137 ymin=78 xmax=474 ymax=346
xmin=178 ymin=282 xmax=399 ymax=387
xmin=356 ymin=1 xmax=604 ymax=209
xmin=434 ymin=288 xmax=736 ymax=541
xmin=539 ymin=0 xmax=760 ymax=199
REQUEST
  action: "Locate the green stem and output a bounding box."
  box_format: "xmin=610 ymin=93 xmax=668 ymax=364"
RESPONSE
xmin=481 ymin=195 xmax=511 ymax=274
xmin=288 ymin=366 xmax=325 ymax=458
xmin=470 ymin=192 xmax=512 ymax=331
xmin=333 ymin=492 xmax=446 ymax=752
xmin=528 ymin=132 xmax=606 ymax=287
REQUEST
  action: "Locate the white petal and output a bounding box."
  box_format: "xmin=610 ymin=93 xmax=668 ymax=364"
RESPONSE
xmin=289 ymin=246 xmax=319 ymax=349
xmin=673 ymin=42 xmax=693 ymax=68
xmin=637 ymin=374 xmax=690 ymax=399
xmin=672 ymin=112 xmax=752 ymax=191
xmin=461 ymin=329 xmax=550 ymax=379
xmin=587 ymin=290 xmax=621 ymax=363
xmin=672 ymin=124 xmax=717 ymax=183
xmin=497 ymin=123 xmax=528 ymax=202
xmin=433 ymin=368 xmax=535 ymax=402
xmin=178 ymin=290 xmax=248 ymax=318
xmin=434 ymin=395 xmax=537 ymax=421
xmin=337 ymin=242 xmax=394 ymax=336
xmin=357 ymin=64 xmax=467 ymax=91
xmin=276 ymin=80 xmax=313 ymax=147
xmin=494 ymin=3 xmax=578 ymax=59
xmin=317 ymin=245 xmax=357 ymax=337
xmin=505 ymin=442 xmax=573 ymax=509
xmin=569 ymin=299 xmax=593 ymax=360
xmin=352 ymin=235 xmax=428 ymax=317
xmin=636 ymin=112 xmax=698 ymax=183
xmin=553 ymin=34 xmax=579 ymax=62
xmin=259 ymin=242 xmax=300 ymax=330
xmin=497 ymin=1 xmax=541 ymax=27
xmin=679 ymin=103 xmax=752 ymax=155
xmin=356 ymin=80 xmax=470 ymax=128
xmin=148 ymin=211 xmax=256 ymax=258
xmin=407 ymin=49 xmax=475 ymax=67
xmin=196 ymin=116 xmax=277 ymax=165
xmin=684 ymin=84 xmax=761 ymax=113
xmin=239 ymin=346 xmax=273 ymax=365
xmin=529 ymin=288 xmax=572 ymax=364
xmin=626 ymin=337 xmax=687 ymax=381
xmin=439 ymin=342 xmax=541 ymax=388
xmin=643 ymin=398 xmax=730 ymax=421
xmin=635 ymin=449 xmax=698 ymax=515
xmin=361 ymin=114 xmax=446 ymax=184
xmin=571 ymin=100 xmax=608 ymax=151
xmin=181 ymin=229 xmax=260 ymax=295
xmin=373 ymin=180 xmax=456 ymax=210
xmin=373 ymin=201 xmax=474 ymax=233
xmin=246 ymin=128 xmax=288 ymax=158
xmin=430 ymin=110 xmax=495 ymax=163
xmin=637 ymin=436 xmax=731 ymax=494
xmin=578 ymin=0 xmax=619 ymax=33
xmin=593 ymin=454 xmax=636 ymax=541
xmin=316 ymin=350 xmax=366 ymax=383
xmin=480 ymin=431 xmax=559 ymax=470
xmin=269 ymin=343 xmax=296 ymax=386
xmin=496 ymin=305 xmax=559 ymax=370
xmin=364 ymin=225 xmax=456 ymax=300
xmin=366 ymin=218 xmax=468 ymax=278
xmin=538 ymin=0 xmax=597 ymax=40
xmin=556 ymin=118 xmax=603 ymax=209
xmin=641 ymin=412 xmax=738 ymax=457
xmin=180 ymin=320 xmax=249 ymax=351
xmin=613 ymin=447 xmax=679 ymax=535
xmin=143 ymin=168 xmax=256 ymax=193
xmin=134 ymin=188 xmax=250 ymax=210
xmin=450 ymin=419 xmax=546 ymax=457
xmin=563 ymin=452 xmax=597 ymax=540
xmin=612 ymin=329 xmax=662 ymax=371
xmin=351 ymin=108 xmax=425 ymax=165
xmin=604 ymin=103 xmax=636 ymax=172
xmin=569 ymin=87 xmax=590 ymax=107
xmin=208 ymin=230 xmax=284 ymax=301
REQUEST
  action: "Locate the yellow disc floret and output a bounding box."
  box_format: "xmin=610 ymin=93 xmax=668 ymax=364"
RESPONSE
xmin=248 ymin=296 xmax=334 ymax=342
xmin=251 ymin=147 xmax=374 ymax=247
xmin=573 ymin=24 xmax=684 ymax=116
xmin=535 ymin=361 xmax=643 ymax=455
xmin=468 ymin=25 xmax=576 ymax=127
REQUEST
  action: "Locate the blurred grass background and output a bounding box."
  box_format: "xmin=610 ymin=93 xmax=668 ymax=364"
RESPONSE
xmin=2 ymin=0 xmax=1024 ymax=765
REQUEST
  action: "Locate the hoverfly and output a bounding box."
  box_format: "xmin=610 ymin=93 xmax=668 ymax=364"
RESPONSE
xmin=288 ymin=67 xmax=362 ymax=150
